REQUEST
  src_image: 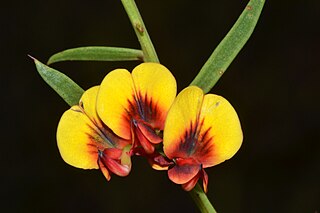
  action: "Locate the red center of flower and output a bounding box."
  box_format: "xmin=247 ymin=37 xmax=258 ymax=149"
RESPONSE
xmin=176 ymin=119 xmax=214 ymax=159
xmin=125 ymin=92 xmax=164 ymax=154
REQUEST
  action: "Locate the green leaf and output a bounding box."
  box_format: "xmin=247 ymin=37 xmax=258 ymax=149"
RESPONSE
xmin=31 ymin=56 xmax=84 ymax=106
xmin=47 ymin=46 xmax=144 ymax=65
xmin=190 ymin=0 xmax=265 ymax=93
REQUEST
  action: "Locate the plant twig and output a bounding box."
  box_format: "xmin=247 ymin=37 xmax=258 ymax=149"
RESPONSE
xmin=121 ymin=0 xmax=159 ymax=62
xmin=189 ymin=183 xmax=217 ymax=213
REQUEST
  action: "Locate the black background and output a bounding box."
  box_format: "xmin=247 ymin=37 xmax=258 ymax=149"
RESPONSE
xmin=2 ymin=0 xmax=320 ymax=212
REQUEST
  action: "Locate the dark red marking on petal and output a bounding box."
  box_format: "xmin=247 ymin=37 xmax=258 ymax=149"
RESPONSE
xmin=86 ymin=143 xmax=101 ymax=156
xmin=127 ymin=92 xmax=164 ymax=129
xmin=173 ymin=119 xmax=215 ymax=162
xmin=86 ymin=120 xmax=131 ymax=150
xmin=124 ymin=92 xmax=166 ymax=154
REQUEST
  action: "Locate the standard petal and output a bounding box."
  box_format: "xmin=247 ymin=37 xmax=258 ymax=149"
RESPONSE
xmin=79 ymin=86 xmax=100 ymax=124
xmin=57 ymin=105 xmax=100 ymax=169
xmin=168 ymin=158 xmax=201 ymax=184
xmin=79 ymin=86 xmax=130 ymax=149
xmin=163 ymin=86 xmax=204 ymax=159
xmin=132 ymin=63 xmax=177 ymax=129
xmin=197 ymin=94 xmax=243 ymax=167
xmin=97 ymin=69 xmax=135 ymax=140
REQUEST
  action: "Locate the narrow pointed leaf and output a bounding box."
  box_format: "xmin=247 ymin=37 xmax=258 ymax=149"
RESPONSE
xmin=47 ymin=46 xmax=144 ymax=65
xmin=191 ymin=0 xmax=265 ymax=93
xmin=32 ymin=57 xmax=84 ymax=106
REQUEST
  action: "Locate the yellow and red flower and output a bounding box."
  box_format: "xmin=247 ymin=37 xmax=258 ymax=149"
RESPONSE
xmin=163 ymin=86 xmax=243 ymax=192
xmin=96 ymin=63 xmax=177 ymax=155
xmin=57 ymin=86 xmax=132 ymax=181
xmin=56 ymin=63 xmax=242 ymax=192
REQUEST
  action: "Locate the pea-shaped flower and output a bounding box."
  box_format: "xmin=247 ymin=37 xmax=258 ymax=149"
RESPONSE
xmin=96 ymin=63 xmax=177 ymax=155
xmin=57 ymin=86 xmax=132 ymax=180
xmin=163 ymin=86 xmax=243 ymax=192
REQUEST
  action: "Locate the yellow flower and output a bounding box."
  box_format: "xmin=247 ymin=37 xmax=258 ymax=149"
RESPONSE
xmin=96 ymin=63 xmax=177 ymax=155
xmin=163 ymin=86 xmax=243 ymax=192
xmin=57 ymin=86 xmax=132 ymax=181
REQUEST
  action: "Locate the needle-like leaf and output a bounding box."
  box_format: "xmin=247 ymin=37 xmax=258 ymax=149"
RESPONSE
xmin=47 ymin=46 xmax=144 ymax=65
xmin=191 ymin=0 xmax=265 ymax=93
xmin=31 ymin=56 xmax=84 ymax=106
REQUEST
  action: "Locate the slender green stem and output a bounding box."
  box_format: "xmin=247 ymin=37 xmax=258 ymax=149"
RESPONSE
xmin=189 ymin=183 xmax=217 ymax=213
xmin=121 ymin=0 xmax=159 ymax=62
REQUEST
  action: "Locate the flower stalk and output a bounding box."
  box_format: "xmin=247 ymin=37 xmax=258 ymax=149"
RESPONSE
xmin=189 ymin=183 xmax=217 ymax=213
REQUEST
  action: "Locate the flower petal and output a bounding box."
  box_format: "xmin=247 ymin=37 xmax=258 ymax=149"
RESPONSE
xmin=80 ymin=86 xmax=130 ymax=149
xmin=57 ymin=105 xmax=99 ymax=169
xmin=202 ymin=169 xmax=208 ymax=193
xmin=148 ymin=153 xmax=173 ymax=171
xmin=100 ymin=153 xmax=131 ymax=177
xmin=163 ymin=86 xmax=242 ymax=167
xmin=132 ymin=63 xmax=177 ymax=130
xmin=135 ymin=125 xmax=155 ymax=154
xmin=97 ymin=69 xmax=135 ymax=140
xmin=98 ymin=158 xmax=111 ymax=181
xmin=197 ymin=94 xmax=243 ymax=167
xmin=163 ymin=86 xmax=204 ymax=159
xmin=79 ymin=86 xmax=100 ymax=124
xmin=136 ymin=122 xmax=162 ymax=144
xmin=181 ymin=173 xmax=200 ymax=191
xmin=168 ymin=158 xmax=201 ymax=184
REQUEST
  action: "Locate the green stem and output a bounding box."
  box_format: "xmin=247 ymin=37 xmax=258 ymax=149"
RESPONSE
xmin=121 ymin=0 xmax=159 ymax=62
xmin=189 ymin=183 xmax=217 ymax=213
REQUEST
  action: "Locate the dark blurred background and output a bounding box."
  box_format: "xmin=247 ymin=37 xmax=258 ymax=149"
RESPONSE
xmin=2 ymin=0 xmax=319 ymax=212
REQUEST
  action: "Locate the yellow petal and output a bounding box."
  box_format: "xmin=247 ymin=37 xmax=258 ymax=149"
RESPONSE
xmin=79 ymin=86 xmax=100 ymax=124
xmin=163 ymin=86 xmax=204 ymax=159
xmin=97 ymin=69 xmax=135 ymax=140
xmin=57 ymin=105 xmax=99 ymax=169
xmin=132 ymin=63 xmax=177 ymax=129
xmin=198 ymin=94 xmax=243 ymax=167
xmin=163 ymin=86 xmax=243 ymax=168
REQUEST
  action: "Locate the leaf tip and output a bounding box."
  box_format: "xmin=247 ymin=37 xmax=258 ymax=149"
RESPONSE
xmin=28 ymin=54 xmax=36 ymax=61
xmin=47 ymin=57 xmax=54 ymax=65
